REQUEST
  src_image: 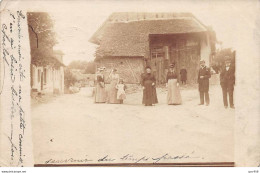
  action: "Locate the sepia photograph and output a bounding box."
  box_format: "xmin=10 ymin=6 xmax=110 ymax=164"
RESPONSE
xmin=29 ymin=4 xmax=235 ymax=166
xmin=0 ymin=0 xmax=259 ymax=168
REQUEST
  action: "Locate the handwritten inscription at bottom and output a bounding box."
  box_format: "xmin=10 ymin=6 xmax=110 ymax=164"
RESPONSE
xmin=45 ymin=152 xmax=203 ymax=164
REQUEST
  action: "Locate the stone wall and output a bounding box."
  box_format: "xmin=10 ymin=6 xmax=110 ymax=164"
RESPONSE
xmin=97 ymin=57 xmax=144 ymax=84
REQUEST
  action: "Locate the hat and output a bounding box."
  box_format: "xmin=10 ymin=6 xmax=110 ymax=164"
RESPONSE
xmin=169 ymin=63 xmax=175 ymax=68
xmin=145 ymin=66 xmax=151 ymax=70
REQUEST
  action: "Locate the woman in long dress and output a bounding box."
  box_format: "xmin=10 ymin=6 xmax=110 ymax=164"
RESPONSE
xmin=107 ymin=69 xmax=120 ymax=104
xmin=166 ymin=64 xmax=182 ymax=105
xmin=141 ymin=66 xmax=158 ymax=106
xmin=94 ymin=68 xmax=106 ymax=103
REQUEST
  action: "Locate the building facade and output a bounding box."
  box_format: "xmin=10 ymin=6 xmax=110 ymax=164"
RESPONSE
xmin=90 ymin=12 xmax=215 ymax=84
xmin=30 ymin=61 xmax=64 ymax=95
xmin=27 ymin=12 xmax=65 ymax=95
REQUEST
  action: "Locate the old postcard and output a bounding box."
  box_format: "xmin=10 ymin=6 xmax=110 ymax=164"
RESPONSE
xmin=0 ymin=0 xmax=259 ymax=167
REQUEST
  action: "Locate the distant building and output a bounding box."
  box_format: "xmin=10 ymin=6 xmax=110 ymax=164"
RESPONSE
xmin=27 ymin=12 xmax=65 ymax=95
xmin=90 ymin=12 xmax=216 ymax=84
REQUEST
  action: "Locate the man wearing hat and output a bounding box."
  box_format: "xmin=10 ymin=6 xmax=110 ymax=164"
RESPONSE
xmin=198 ymin=60 xmax=211 ymax=106
xmin=220 ymin=57 xmax=235 ymax=108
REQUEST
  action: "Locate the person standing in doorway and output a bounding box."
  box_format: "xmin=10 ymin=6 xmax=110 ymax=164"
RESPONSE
xmin=166 ymin=63 xmax=182 ymax=105
xmin=198 ymin=60 xmax=211 ymax=106
xmin=180 ymin=65 xmax=187 ymax=85
xmin=141 ymin=66 xmax=158 ymax=106
xmin=220 ymin=57 xmax=235 ymax=109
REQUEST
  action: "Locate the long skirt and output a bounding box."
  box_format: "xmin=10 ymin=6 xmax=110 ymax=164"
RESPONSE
xmin=142 ymin=80 xmax=158 ymax=105
xmin=107 ymin=79 xmax=120 ymax=104
xmin=95 ymin=84 xmax=106 ymax=103
xmin=167 ymin=79 xmax=182 ymax=105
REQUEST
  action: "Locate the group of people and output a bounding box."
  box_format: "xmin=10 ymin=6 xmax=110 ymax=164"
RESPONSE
xmin=94 ymin=57 xmax=235 ymax=109
xmin=197 ymin=58 xmax=235 ymax=109
xmin=95 ymin=68 xmax=127 ymax=104
xmin=140 ymin=63 xmax=182 ymax=106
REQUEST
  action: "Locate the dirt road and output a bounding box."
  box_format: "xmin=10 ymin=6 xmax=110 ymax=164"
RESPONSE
xmin=31 ymin=85 xmax=235 ymax=164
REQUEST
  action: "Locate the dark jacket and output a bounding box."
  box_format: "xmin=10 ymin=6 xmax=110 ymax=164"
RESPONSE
xmin=198 ymin=66 xmax=211 ymax=92
xmin=166 ymin=71 xmax=177 ymax=82
xmin=220 ymin=66 xmax=235 ymax=90
xmin=180 ymin=69 xmax=187 ymax=80
xmin=96 ymin=74 xmax=105 ymax=88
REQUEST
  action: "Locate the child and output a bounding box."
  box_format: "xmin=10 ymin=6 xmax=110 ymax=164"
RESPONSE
xmin=116 ymin=79 xmax=127 ymax=104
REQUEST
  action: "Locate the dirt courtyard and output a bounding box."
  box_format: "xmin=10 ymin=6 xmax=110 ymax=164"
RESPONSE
xmin=31 ymin=84 xmax=235 ymax=165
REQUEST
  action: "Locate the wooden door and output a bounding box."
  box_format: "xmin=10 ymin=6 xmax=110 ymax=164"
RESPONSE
xmin=150 ymin=46 xmax=166 ymax=84
xmin=170 ymin=44 xmax=200 ymax=84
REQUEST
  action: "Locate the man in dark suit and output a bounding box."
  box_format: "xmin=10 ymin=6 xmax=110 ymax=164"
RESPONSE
xmin=220 ymin=57 xmax=235 ymax=109
xmin=180 ymin=65 xmax=187 ymax=85
xmin=198 ymin=60 xmax=211 ymax=106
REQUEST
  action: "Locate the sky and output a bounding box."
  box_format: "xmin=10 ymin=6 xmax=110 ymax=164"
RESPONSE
xmin=6 ymin=0 xmax=259 ymax=65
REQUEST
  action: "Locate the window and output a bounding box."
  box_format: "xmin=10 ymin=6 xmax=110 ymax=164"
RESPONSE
xmin=177 ymin=39 xmax=186 ymax=49
xmin=151 ymin=47 xmax=165 ymax=59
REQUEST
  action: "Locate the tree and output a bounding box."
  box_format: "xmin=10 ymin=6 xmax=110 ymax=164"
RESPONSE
xmin=212 ymin=48 xmax=235 ymax=73
xmin=84 ymin=61 xmax=96 ymax=74
xmin=64 ymin=68 xmax=77 ymax=89
xmin=27 ymin=12 xmax=59 ymax=67
xmin=68 ymin=60 xmax=96 ymax=74
xmin=68 ymin=60 xmax=87 ymax=69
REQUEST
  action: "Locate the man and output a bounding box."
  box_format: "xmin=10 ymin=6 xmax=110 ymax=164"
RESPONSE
xmin=220 ymin=57 xmax=235 ymax=109
xmin=180 ymin=65 xmax=187 ymax=85
xmin=198 ymin=60 xmax=211 ymax=106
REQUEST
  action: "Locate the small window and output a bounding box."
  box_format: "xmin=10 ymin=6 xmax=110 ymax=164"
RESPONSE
xmin=151 ymin=47 xmax=165 ymax=59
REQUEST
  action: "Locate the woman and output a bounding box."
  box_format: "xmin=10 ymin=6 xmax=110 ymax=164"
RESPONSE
xmin=107 ymin=68 xmax=120 ymax=104
xmin=94 ymin=67 xmax=106 ymax=103
xmin=141 ymin=66 xmax=158 ymax=106
xmin=166 ymin=64 xmax=182 ymax=105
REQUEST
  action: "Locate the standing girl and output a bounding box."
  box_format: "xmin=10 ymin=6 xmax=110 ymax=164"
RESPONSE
xmin=116 ymin=79 xmax=127 ymax=104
